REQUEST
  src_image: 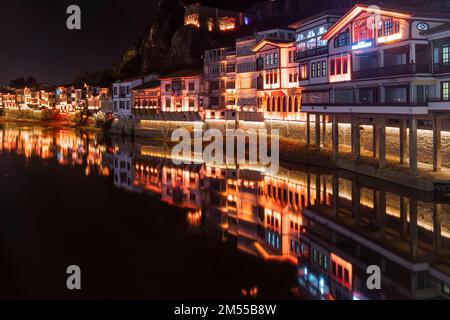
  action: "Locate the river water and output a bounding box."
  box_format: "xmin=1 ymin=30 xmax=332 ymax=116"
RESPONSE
xmin=0 ymin=123 xmax=448 ymax=300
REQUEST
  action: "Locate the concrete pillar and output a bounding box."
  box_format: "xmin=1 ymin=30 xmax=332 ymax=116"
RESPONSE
xmin=433 ymin=203 xmax=442 ymax=256
xmin=400 ymin=197 xmax=408 ymax=240
xmin=409 ymin=198 xmax=418 ymax=258
xmin=315 ymin=114 xmax=321 ymax=150
xmin=351 ymin=117 xmax=360 ymax=161
xmin=332 ymin=115 xmax=339 ymax=161
xmin=332 ymin=174 xmax=339 ymax=218
xmin=378 ymin=118 xmax=386 ymax=169
xmin=409 ymin=117 xmax=418 ymax=176
xmin=399 ymin=119 xmax=407 ymax=165
xmin=352 ymin=180 xmax=361 ymax=223
xmin=306 ymin=113 xmax=311 ymax=147
xmin=433 ymin=115 xmax=442 ymax=172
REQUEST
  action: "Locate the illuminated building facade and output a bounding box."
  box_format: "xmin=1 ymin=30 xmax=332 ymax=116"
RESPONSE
xmin=253 ymin=39 xmax=303 ymax=121
xmin=184 ymin=2 xmax=249 ymax=32
xmin=235 ymin=29 xmax=295 ymax=120
xmin=203 ymin=47 xmax=237 ymax=120
xmin=291 ymin=4 xmax=450 ymax=175
xmin=0 ymin=90 xmax=17 ymax=109
xmin=113 ymin=74 xmax=159 ymax=119
xmin=160 ymin=69 xmax=204 ymax=115
xmin=131 ymin=80 xmax=161 ymax=119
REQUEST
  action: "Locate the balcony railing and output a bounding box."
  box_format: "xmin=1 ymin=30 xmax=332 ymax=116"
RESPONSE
xmin=295 ymin=46 xmax=328 ymax=60
xmin=353 ymin=63 xmax=431 ymax=79
xmin=433 ymin=62 xmax=450 ymax=74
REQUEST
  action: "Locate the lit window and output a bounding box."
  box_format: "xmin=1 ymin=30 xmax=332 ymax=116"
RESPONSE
xmin=442 ymin=81 xmax=449 ymax=101
xmin=322 ymin=61 xmax=327 ymax=77
xmin=443 ymin=45 xmax=449 ymax=64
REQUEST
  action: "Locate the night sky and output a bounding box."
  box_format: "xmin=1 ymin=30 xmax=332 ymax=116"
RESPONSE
xmin=0 ymin=0 xmax=158 ymax=86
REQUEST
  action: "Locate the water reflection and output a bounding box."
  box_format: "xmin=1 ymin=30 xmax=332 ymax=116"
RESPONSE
xmin=0 ymin=123 xmax=449 ymax=300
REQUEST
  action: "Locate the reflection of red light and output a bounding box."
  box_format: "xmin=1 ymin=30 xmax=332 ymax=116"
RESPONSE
xmin=331 ymin=253 xmax=353 ymax=290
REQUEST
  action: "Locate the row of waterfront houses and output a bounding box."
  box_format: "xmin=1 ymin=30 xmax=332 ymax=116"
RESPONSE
xmin=0 ymin=83 xmax=112 ymax=113
xmin=2 ymin=3 xmax=450 ymax=174
xmin=112 ymin=3 xmax=450 ymax=124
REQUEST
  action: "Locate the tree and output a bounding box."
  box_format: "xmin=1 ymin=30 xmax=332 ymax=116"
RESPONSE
xmin=9 ymin=77 xmax=26 ymax=88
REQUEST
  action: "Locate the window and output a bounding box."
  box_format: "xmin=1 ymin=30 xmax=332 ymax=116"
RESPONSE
xmin=385 ymin=86 xmax=408 ymax=104
xmin=299 ymin=64 xmax=308 ymax=80
xmin=334 ymin=29 xmax=350 ymax=47
xmin=378 ymin=18 xmax=400 ymax=37
xmin=311 ymin=62 xmax=316 ymax=78
xmin=188 ymin=82 xmax=195 ymax=91
xmin=302 ymin=91 xmax=329 ymax=104
xmin=443 ymin=45 xmax=449 ymax=64
xmin=165 ymin=84 xmax=171 ymax=92
xmin=289 ymin=51 xmax=294 ymax=63
xmin=335 ymin=89 xmax=353 ymax=103
xmin=442 ymin=81 xmax=449 ymax=101
xmin=316 ymin=62 xmax=321 ymax=77
xmin=209 ymin=65 xmax=219 ymax=75
xmin=329 ymin=55 xmax=349 ymax=76
xmin=322 ymin=61 xmax=327 ymax=77
xmin=353 ymin=18 xmax=373 ymax=43
xmin=226 ymin=64 xmax=236 ymax=73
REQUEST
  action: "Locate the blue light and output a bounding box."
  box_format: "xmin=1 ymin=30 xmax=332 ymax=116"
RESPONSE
xmin=304 ymin=267 xmax=308 ymax=276
xmin=353 ymin=295 xmax=360 ymax=300
xmin=319 ymin=278 xmax=324 ymax=287
xmin=244 ymin=16 xmax=250 ymax=25
xmin=352 ymin=40 xmax=373 ymax=50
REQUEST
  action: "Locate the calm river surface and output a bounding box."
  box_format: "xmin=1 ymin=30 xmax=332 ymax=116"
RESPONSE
xmin=0 ymin=123 xmax=449 ymax=300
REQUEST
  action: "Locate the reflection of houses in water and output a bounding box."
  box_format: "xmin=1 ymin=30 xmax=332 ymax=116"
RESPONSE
xmin=111 ymin=145 xmax=303 ymax=264
xmin=109 ymin=142 xmax=450 ymax=300
xmin=297 ymin=171 xmax=450 ymax=300
xmin=0 ymin=126 xmax=108 ymax=176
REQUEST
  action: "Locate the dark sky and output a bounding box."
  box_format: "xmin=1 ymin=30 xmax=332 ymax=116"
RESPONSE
xmin=0 ymin=0 xmax=158 ymax=85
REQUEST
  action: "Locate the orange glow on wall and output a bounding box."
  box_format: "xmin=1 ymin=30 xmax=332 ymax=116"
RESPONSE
xmin=218 ymin=17 xmax=236 ymax=31
xmin=376 ymin=32 xmax=402 ymax=44
xmin=184 ymin=14 xmax=200 ymax=27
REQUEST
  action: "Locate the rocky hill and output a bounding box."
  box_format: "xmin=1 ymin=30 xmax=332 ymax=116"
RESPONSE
xmin=78 ymin=0 xmax=450 ymax=84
